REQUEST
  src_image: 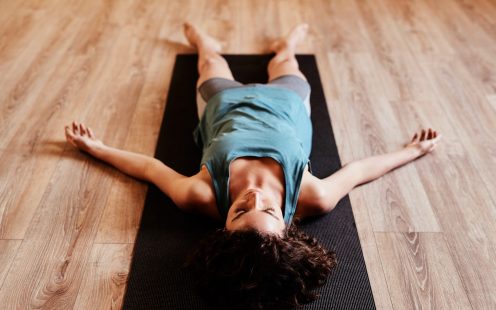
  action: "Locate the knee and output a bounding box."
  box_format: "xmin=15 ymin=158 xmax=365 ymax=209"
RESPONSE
xmin=200 ymin=55 xmax=226 ymax=70
xmin=269 ymin=55 xmax=298 ymax=69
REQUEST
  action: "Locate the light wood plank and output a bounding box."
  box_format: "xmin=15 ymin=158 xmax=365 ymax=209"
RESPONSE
xmin=0 ymin=240 xmax=21 ymax=291
xmin=426 ymin=0 xmax=496 ymax=49
xmin=0 ymin=1 xmax=169 ymax=307
xmin=453 ymin=0 xmax=496 ymax=41
xmin=415 ymin=52 xmax=496 ymax=217
xmin=0 ymin=150 xmax=60 ymax=238
xmin=375 ymin=232 xmax=472 ymax=309
xmin=357 ymin=0 xmax=442 ymax=101
xmin=488 ymin=94 xmax=496 ymax=112
xmin=424 ymin=0 xmax=496 ymax=94
xmin=94 ymin=175 xmax=147 ymax=244
xmin=0 ymin=155 xmax=115 ymax=308
xmin=0 ymin=3 xmax=121 ymax=239
xmin=327 ymin=52 xmax=440 ymax=232
xmin=389 ymin=98 xmax=496 ymax=309
xmin=0 ymin=3 xmax=89 ymax=141
xmin=379 ymin=0 xmax=457 ymax=56
xmin=349 ymin=192 xmax=394 ymax=309
xmin=73 ymin=243 xmax=133 ymax=310
xmin=0 ymin=14 xmax=120 ymax=238
xmin=95 ymin=2 xmax=178 ymax=244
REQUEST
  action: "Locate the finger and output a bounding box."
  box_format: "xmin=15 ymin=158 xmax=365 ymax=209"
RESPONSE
xmin=65 ymin=127 xmax=77 ymax=147
xmin=79 ymin=123 xmax=87 ymax=136
xmin=432 ymin=134 xmax=443 ymax=144
xmin=420 ymin=129 xmax=426 ymax=141
xmin=427 ymin=128 xmax=433 ymax=139
xmin=411 ymin=132 xmax=418 ymax=142
xmin=65 ymin=126 xmax=74 ymax=139
xmin=433 ymin=130 xmax=438 ymax=138
xmin=72 ymin=121 xmax=79 ymax=134
xmin=87 ymin=127 xmax=94 ymax=138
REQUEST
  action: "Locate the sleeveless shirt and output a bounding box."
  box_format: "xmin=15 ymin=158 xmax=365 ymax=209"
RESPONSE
xmin=193 ymin=85 xmax=312 ymax=224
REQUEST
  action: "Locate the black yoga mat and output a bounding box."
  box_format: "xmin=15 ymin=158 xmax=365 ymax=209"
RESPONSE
xmin=123 ymin=55 xmax=376 ymax=310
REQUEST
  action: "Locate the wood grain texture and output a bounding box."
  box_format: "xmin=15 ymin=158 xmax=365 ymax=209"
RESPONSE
xmin=0 ymin=150 xmax=60 ymax=238
xmin=0 ymin=155 xmax=116 ymax=308
xmin=95 ymin=18 xmax=176 ymax=243
xmin=375 ymin=232 xmax=472 ymax=309
xmin=0 ymin=240 xmax=21 ymax=290
xmin=73 ymin=243 xmax=133 ymax=309
xmin=0 ymin=0 xmax=495 ymax=309
xmin=389 ymin=96 xmax=496 ymax=309
xmin=488 ymin=94 xmax=496 ymax=112
xmin=350 ymin=191 xmax=394 ymax=310
xmin=327 ymin=52 xmax=441 ymax=232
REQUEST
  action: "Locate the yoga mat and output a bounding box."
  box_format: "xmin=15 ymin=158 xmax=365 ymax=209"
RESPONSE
xmin=123 ymin=55 xmax=376 ymax=309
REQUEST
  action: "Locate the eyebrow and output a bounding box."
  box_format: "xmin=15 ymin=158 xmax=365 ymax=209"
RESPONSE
xmin=231 ymin=208 xmax=279 ymax=223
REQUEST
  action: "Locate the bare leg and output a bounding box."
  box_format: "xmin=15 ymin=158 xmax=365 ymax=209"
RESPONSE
xmin=267 ymin=24 xmax=309 ymax=81
xmin=183 ymin=22 xmax=234 ymax=88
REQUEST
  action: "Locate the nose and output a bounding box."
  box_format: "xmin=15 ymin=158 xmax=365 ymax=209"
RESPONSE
xmin=246 ymin=190 xmax=264 ymax=209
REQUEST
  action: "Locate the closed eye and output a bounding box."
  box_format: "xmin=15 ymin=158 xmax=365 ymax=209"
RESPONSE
xmin=263 ymin=207 xmax=276 ymax=213
xmin=231 ymin=207 xmax=278 ymax=222
xmin=235 ymin=207 xmax=274 ymax=213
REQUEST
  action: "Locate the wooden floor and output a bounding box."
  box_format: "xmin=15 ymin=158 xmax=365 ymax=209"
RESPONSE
xmin=1 ymin=0 xmax=495 ymax=309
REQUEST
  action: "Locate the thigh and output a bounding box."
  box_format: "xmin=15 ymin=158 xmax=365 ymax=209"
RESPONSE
xmin=267 ymin=75 xmax=310 ymax=100
xmin=266 ymin=75 xmax=311 ymax=115
xmin=196 ymin=57 xmax=236 ymax=88
xmin=196 ymin=78 xmax=243 ymax=119
xmin=198 ymin=78 xmax=243 ymax=102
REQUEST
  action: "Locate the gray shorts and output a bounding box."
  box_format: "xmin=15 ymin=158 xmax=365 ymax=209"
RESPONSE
xmin=196 ymin=75 xmax=311 ymax=118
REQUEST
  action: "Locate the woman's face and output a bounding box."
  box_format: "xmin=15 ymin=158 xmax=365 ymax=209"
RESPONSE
xmin=225 ymin=188 xmax=286 ymax=236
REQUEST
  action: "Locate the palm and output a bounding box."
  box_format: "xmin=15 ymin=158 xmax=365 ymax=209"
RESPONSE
xmin=65 ymin=121 xmax=103 ymax=153
xmin=406 ymin=128 xmax=442 ymax=154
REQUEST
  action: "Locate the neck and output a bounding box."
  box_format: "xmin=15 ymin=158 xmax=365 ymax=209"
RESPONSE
xmin=229 ymin=161 xmax=284 ymax=206
xmin=231 ymin=176 xmax=282 ymax=203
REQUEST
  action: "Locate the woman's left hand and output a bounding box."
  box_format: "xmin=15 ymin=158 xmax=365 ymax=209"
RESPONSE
xmin=405 ymin=128 xmax=442 ymax=155
xmin=65 ymin=121 xmax=104 ymax=154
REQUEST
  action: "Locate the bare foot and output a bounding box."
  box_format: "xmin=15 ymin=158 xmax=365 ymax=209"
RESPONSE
xmin=183 ymin=22 xmax=222 ymax=53
xmin=269 ymin=23 xmax=309 ymax=53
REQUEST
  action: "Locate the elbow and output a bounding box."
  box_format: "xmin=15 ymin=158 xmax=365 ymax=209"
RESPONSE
xmin=143 ymin=158 xmax=160 ymax=182
xmin=312 ymin=187 xmax=336 ymax=215
xmin=315 ymin=200 xmax=336 ymax=216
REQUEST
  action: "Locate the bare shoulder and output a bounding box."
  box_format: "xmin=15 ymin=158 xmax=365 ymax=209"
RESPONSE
xmin=186 ymin=167 xmax=221 ymax=221
xmin=188 ymin=168 xmax=215 ymax=204
xmin=295 ymin=162 xmax=364 ymax=220
xmin=295 ymin=171 xmax=332 ymax=219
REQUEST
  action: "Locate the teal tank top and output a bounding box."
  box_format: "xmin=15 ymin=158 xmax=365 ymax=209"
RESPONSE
xmin=193 ymin=85 xmax=312 ymax=225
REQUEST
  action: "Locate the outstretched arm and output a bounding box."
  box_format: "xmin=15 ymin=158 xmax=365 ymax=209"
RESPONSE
xmin=301 ymin=128 xmax=442 ymax=215
xmin=64 ymin=121 xmax=193 ymax=209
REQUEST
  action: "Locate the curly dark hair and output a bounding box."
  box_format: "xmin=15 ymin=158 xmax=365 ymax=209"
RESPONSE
xmin=184 ymin=224 xmax=337 ymax=309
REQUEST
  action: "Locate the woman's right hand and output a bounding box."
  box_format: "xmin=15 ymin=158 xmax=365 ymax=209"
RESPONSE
xmin=405 ymin=128 xmax=442 ymax=156
xmin=65 ymin=121 xmax=104 ymax=154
